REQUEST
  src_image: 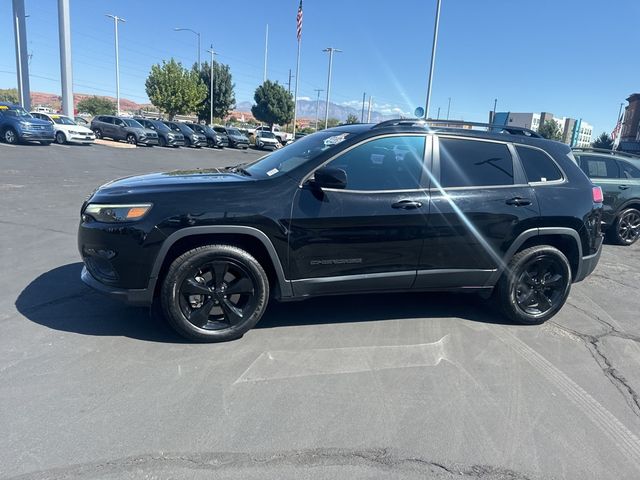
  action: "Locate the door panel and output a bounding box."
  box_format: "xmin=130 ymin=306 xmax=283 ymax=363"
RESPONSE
xmin=288 ymin=135 xmax=431 ymax=295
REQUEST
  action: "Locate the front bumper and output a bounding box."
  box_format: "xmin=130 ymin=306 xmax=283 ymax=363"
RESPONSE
xmin=575 ymin=235 xmax=603 ymax=282
xmin=81 ymin=266 xmax=153 ymax=306
xmin=19 ymin=130 xmax=54 ymax=141
xmin=68 ymin=134 xmax=95 ymax=144
xmin=167 ymin=137 xmax=185 ymax=146
xmin=141 ymin=137 xmax=159 ymax=146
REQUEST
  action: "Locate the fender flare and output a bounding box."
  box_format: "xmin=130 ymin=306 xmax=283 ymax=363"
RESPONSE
xmin=148 ymin=225 xmax=292 ymax=298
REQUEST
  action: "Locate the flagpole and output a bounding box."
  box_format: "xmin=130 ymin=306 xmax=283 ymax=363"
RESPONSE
xmin=292 ymin=38 xmax=301 ymax=137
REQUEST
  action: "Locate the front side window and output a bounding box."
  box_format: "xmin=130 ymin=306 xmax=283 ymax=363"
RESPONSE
xmin=619 ymin=160 xmax=640 ymax=179
xmin=516 ymin=146 xmax=563 ymax=183
xmin=324 ymin=135 xmax=426 ymax=191
xmin=3 ymin=107 xmax=32 ymax=118
xmin=439 ymin=138 xmax=514 ymax=188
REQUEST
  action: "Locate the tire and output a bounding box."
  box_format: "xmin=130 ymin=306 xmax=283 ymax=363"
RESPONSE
xmin=257 ymin=141 xmax=263 ymax=149
xmin=495 ymin=245 xmax=571 ymax=325
xmin=55 ymin=131 xmax=66 ymax=144
xmin=3 ymin=127 xmax=18 ymax=144
xmin=161 ymin=244 xmax=269 ymax=342
xmin=93 ymin=128 xmax=103 ymax=139
xmin=159 ymin=136 xmax=167 ymax=147
xmin=611 ymin=208 xmax=640 ymax=246
xmin=126 ymin=134 xmax=137 ymax=145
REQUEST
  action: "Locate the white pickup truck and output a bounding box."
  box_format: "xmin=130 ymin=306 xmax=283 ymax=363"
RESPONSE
xmin=254 ymin=126 xmax=293 ymax=145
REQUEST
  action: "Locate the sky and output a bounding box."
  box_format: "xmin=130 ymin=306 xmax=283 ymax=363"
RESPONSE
xmin=1 ymin=0 xmax=639 ymax=135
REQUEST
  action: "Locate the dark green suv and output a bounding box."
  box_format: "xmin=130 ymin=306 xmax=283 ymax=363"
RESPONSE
xmin=573 ymin=148 xmax=640 ymax=245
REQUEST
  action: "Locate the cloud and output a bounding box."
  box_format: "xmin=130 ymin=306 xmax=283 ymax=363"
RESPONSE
xmin=297 ymin=96 xmax=311 ymax=101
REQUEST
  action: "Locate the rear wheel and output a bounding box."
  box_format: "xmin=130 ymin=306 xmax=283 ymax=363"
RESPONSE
xmin=495 ymin=245 xmax=571 ymax=325
xmin=55 ymin=131 xmax=66 ymax=144
xmin=612 ymin=208 xmax=640 ymax=245
xmin=126 ymin=134 xmax=137 ymax=145
xmin=161 ymin=245 xmax=269 ymax=342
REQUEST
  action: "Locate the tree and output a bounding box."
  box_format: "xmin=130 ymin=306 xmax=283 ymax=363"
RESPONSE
xmin=145 ymin=58 xmax=207 ymax=120
xmin=538 ymin=120 xmax=563 ymax=141
xmin=592 ymin=132 xmax=614 ymax=150
xmin=326 ymin=118 xmax=341 ymax=128
xmin=0 ymin=88 xmax=19 ymax=104
xmin=345 ymin=113 xmax=359 ymax=124
xmin=251 ymin=80 xmax=294 ymax=127
xmin=195 ymin=61 xmax=236 ymax=123
xmin=76 ymin=96 xmax=116 ymax=116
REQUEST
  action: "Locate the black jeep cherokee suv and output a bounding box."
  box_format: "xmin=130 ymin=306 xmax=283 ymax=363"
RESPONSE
xmin=78 ymin=119 xmax=603 ymax=342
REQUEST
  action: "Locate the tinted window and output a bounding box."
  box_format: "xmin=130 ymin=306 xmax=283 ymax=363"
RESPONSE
xmin=439 ymin=138 xmax=513 ymax=187
xmin=619 ymin=160 xmax=640 ymax=179
xmin=101 ymin=116 xmax=113 ymax=124
xmin=326 ymin=136 xmax=425 ymax=191
xmin=516 ymin=146 xmax=563 ymax=182
xmin=578 ymin=155 xmax=620 ymax=179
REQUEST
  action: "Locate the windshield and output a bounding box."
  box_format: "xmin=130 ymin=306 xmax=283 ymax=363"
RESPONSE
xmin=1 ymin=106 xmax=32 ymax=118
xmin=190 ymin=124 xmax=205 ymax=134
xmin=227 ymin=128 xmax=242 ymax=136
xmin=245 ymin=130 xmax=351 ymax=178
xmin=122 ymin=119 xmax=144 ymax=128
xmin=50 ymin=115 xmax=76 ymax=125
xmin=150 ymin=120 xmax=169 ymax=132
xmin=260 ymin=132 xmax=276 ymax=139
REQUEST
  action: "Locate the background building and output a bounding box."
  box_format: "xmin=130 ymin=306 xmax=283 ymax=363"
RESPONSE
xmin=491 ymin=111 xmax=592 ymax=148
xmin=619 ymin=93 xmax=640 ymax=153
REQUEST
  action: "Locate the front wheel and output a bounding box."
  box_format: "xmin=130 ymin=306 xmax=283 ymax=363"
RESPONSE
xmin=612 ymin=208 xmax=640 ymax=245
xmin=3 ymin=127 xmax=18 ymax=144
xmin=55 ymin=131 xmax=66 ymax=144
xmin=495 ymin=245 xmax=571 ymax=325
xmin=126 ymin=134 xmax=137 ymax=145
xmin=93 ymin=129 xmax=103 ymax=139
xmin=161 ymin=245 xmax=269 ymax=342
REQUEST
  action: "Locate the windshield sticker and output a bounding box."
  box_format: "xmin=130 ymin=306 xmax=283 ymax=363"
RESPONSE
xmin=0 ymin=106 xmax=8 ymax=110
xmin=51 ymin=115 xmax=60 ymax=119
xmin=323 ymin=133 xmax=349 ymax=146
xmin=266 ymin=168 xmax=279 ymax=176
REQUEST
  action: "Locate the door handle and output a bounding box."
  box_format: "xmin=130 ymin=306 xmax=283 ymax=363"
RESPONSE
xmin=505 ymin=197 xmax=532 ymax=206
xmin=392 ymin=200 xmax=423 ymax=210
xmin=619 ymin=185 xmax=630 ymax=190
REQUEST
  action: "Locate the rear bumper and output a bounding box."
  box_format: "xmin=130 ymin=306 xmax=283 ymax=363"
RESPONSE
xmin=81 ymin=266 xmax=153 ymax=306
xmin=575 ymin=235 xmax=603 ymax=282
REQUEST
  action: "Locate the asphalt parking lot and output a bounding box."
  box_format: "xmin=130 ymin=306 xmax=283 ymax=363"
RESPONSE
xmin=2 ymin=141 xmax=640 ymax=479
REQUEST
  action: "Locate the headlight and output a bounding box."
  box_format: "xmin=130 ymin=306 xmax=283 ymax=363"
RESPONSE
xmin=167 ymin=133 xmax=174 ymax=138
xmin=69 ymin=130 xmax=79 ymax=134
xmin=83 ymin=203 xmax=152 ymax=223
xmin=192 ymin=134 xmax=198 ymax=139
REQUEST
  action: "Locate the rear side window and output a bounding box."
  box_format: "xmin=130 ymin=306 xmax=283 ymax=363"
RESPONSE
xmin=578 ymin=155 xmax=620 ymax=179
xmin=516 ymin=146 xmax=563 ymax=183
xmin=439 ymin=138 xmax=514 ymax=188
xmin=619 ymin=160 xmax=640 ymax=179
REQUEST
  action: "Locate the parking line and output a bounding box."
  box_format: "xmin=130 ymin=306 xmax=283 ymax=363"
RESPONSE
xmin=0 ymin=143 xmax=16 ymax=148
xmin=51 ymin=143 xmax=71 ymax=149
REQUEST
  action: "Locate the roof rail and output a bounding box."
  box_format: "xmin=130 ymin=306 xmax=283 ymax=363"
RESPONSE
xmin=572 ymin=147 xmax=640 ymax=159
xmin=371 ymin=118 xmax=542 ymax=138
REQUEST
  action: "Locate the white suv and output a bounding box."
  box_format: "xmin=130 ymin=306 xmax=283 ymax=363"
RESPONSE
xmin=30 ymin=112 xmax=95 ymax=145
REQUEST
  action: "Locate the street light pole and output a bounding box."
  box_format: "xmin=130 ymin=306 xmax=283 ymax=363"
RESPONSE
xmin=446 ymin=97 xmax=451 ymax=120
xmin=207 ymin=45 xmax=217 ymax=126
xmin=314 ymin=88 xmax=323 ymax=131
xmin=263 ymin=24 xmax=268 ymax=83
xmin=106 ymin=14 xmax=125 ymax=116
xmin=323 ymin=47 xmax=341 ymax=129
xmin=174 ymin=27 xmax=201 ymax=69
xmin=58 ymin=0 xmax=73 ymax=117
xmin=424 ymin=0 xmax=441 ymax=119
xmin=12 ymin=0 xmax=31 ymax=110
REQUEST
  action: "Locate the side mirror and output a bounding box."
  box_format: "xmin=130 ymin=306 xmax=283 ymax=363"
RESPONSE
xmin=312 ymin=167 xmax=347 ymax=189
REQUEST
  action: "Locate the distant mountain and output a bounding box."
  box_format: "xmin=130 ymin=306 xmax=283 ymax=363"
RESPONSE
xmin=236 ymin=99 xmax=397 ymax=123
xmin=28 ymin=91 xmax=146 ymax=113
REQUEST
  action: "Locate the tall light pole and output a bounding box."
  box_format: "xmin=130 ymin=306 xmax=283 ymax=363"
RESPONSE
xmin=424 ymin=0 xmax=442 ymax=119
xmin=323 ymin=47 xmax=341 ymax=129
xmin=58 ymin=0 xmax=73 ymax=117
xmin=446 ymin=97 xmax=451 ymax=120
xmin=263 ymin=24 xmax=268 ymax=83
xmin=174 ymin=27 xmax=201 ymax=70
xmin=12 ymin=0 xmax=31 ymax=110
xmin=314 ymin=88 xmax=323 ymax=130
xmin=106 ymin=14 xmax=125 ymax=116
xmin=207 ymin=45 xmax=217 ymax=126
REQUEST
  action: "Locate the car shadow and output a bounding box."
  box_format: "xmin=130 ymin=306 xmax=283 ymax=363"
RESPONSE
xmin=16 ymin=263 xmax=511 ymax=342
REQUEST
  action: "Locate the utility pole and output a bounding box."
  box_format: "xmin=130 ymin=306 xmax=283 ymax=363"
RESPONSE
xmin=263 ymin=24 xmax=268 ymax=83
xmin=491 ymin=98 xmax=497 ymax=123
xmin=366 ymin=96 xmax=373 ymax=123
xmin=437 ymin=107 xmax=441 ymax=119
xmin=323 ymin=47 xmax=342 ymax=128
xmin=106 ymin=14 xmax=125 ymax=116
xmin=57 ymin=0 xmax=73 ymax=117
xmin=207 ymin=45 xmax=217 ymax=126
xmin=287 ymin=69 xmax=295 ymax=95
xmin=361 ymin=92 xmax=366 ymax=122
xmin=314 ymin=88 xmax=323 ymax=131
xmin=424 ymin=0 xmax=442 ymax=119
xmin=12 ymin=0 xmax=31 ymax=110
xmin=174 ymin=27 xmax=200 ymax=70
xmin=446 ymin=97 xmax=451 ymax=120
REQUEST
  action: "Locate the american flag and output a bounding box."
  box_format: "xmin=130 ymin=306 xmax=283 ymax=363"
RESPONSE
xmin=296 ymin=0 xmax=303 ymax=42
xmin=611 ymin=113 xmax=623 ymax=141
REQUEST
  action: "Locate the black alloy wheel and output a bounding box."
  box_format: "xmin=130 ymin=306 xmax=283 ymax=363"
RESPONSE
xmin=161 ymin=245 xmax=269 ymax=342
xmin=93 ymin=128 xmax=102 ymax=139
xmin=614 ymin=208 xmax=640 ymax=245
xmin=496 ymin=245 xmax=571 ymax=325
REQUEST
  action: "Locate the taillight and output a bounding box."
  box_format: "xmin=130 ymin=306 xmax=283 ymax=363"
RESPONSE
xmin=592 ymin=186 xmax=603 ymax=203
